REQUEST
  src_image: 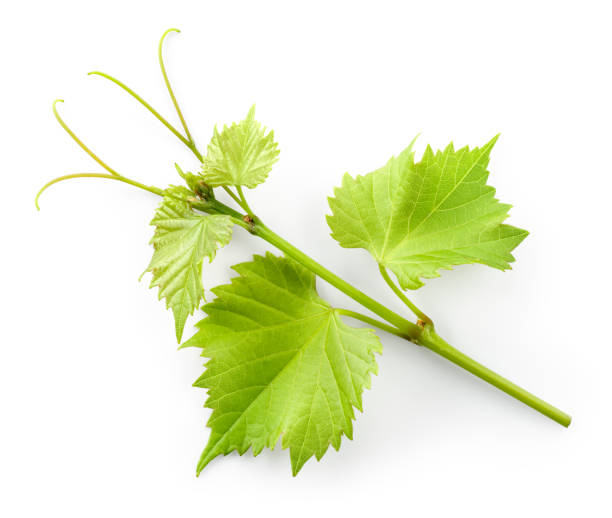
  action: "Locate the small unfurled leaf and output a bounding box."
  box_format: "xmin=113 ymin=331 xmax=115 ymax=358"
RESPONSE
xmin=145 ymin=188 xmax=234 ymax=342
xmin=175 ymin=164 xmax=213 ymax=200
xmin=183 ymin=253 xmax=381 ymax=476
xmin=327 ymin=136 xmax=528 ymax=289
xmin=202 ymin=105 xmax=279 ymax=188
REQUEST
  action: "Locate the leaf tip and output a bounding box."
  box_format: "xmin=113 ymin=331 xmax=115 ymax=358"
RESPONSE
xmin=196 ymin=449 xmax=215 ymax=477
xmin=408 ymin=132 xmax=421 ymax=151
xmin=175 ymin=326 xmax=184 ymax=344
xmin=486 ymin=133 xmax=501 ymax=149
xmin=246 ymin=104 xmax=256 ymax=120
xmin=291 ymin=461 xmax=302 ymax=477
xmin=174 ymin=310 xmax=187 ymax=343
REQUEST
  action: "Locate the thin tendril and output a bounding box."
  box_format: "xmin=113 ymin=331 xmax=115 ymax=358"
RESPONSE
xmin=87 ymin=71 xmax=192 ymax=149
xmin=35 ymin=173 xmax=164 ymax=210
xmin=158 ymin=28 xmax=195 ymax=145
xmin=53 ymin=100 xmax=121 ymax=176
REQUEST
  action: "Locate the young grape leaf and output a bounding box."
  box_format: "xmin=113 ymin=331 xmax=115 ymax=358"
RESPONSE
xmin=327 ymin=136 xmax=528 ymax=289
xmin=182 ymin=253 xmax=382 ymax=476
xmin=202 ymin=105 xmax=280 ymax=188
xmin=175 ymin=163 xmax=213 ymax=200
xmin=145 ymin=187 xmax=234 ymax=342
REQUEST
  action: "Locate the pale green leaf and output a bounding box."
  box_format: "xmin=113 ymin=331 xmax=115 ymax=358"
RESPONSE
xmin=327 ymin=136 xmax=528 ymax=289
xmin=202 ymin=105 xmax=280 ymax=188
xmin=174 ymin=163 xmax=213 ymax=199
xmin=183 ymin=253 xmax=381 ymax=476
xmin=146 ymin=188 xmax=234 ymax=342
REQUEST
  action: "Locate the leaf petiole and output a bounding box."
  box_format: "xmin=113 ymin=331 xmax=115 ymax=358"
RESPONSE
xmin=236 ymin=185 xmax=254 ymax=217
xmin=335 ymin=308 xmax=413 ymax=340
xmin=221 ymin=186 xmax=244 ymax=208
xmin=378 ymin=264 xmax=432 ymax=325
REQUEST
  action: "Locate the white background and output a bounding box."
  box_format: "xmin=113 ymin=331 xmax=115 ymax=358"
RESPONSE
xmin=2 ymin=1 xmax=610 ymax=516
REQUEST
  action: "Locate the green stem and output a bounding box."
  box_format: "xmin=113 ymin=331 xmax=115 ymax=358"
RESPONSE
xmin=335 ymin=308 xmax=412 ymax=340
xmin=418 ymin=326 xmax=571 ymax=427
xmin=37 ymin=169 xmax=571 ymax=425
xmin=378 ymin=264 xmax=432 ymax=324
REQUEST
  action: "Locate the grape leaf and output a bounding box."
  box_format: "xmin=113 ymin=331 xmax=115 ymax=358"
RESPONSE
xmin=175 ymin=163 xmax=213 ymax=200
xmin=202 ymin=105 xmax=280 ymax=188
xmin=327 ymin=136 xmax=528 ymax=289
xmin=182 ymin=253 xmax=382 ymax=476
xmin=145 ymin=188 xmax=234 ymax=342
